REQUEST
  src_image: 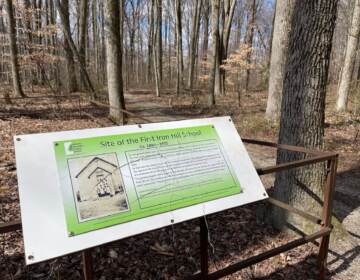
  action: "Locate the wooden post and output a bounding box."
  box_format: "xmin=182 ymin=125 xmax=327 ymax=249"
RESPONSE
xmin=317 ymin=155 xmax=338 ymax=279
xmin=200 ymin=217 xmax=209 ymax=279
xmin=82 ymin=249 xmax=94 ymax=280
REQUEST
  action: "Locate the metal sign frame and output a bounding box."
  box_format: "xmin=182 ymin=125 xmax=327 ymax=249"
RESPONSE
xmin=0 ymin=138 xmax=337 ymax=280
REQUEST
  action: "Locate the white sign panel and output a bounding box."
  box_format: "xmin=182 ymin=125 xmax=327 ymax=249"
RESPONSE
xmin=14 ymin=116 xmax=267 ymax=264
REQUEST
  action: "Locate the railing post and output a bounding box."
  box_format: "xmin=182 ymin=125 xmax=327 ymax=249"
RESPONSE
xmin=317 ymin=155 xmax=338 ymax=279
xmin=200 ymin=217 xmax=209 ymax=279
xmin=82 ymin=249 xmax=94 ymax=280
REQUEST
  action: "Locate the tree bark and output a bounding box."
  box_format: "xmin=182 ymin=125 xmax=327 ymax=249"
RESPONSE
xmin=208 ymin=0 xmax=220 ymax=106
xmin=61 ymin=0 xmax=78 ymax=93
xmin=166 ymin=0 xmax=171 ymax=87
xmin=56 ymin=0 xmax=96 ymax=97
xmin=79 ymin=0 xmax=89 ymax=89
xmin=244 ymin=0 xmax=256 ymax=92
xmin=272 ymin=0 xmax=338 ymax=232
xmin=336 ymin=0 xmax=360 ymax=111
xmin=187 ymin=0 xmax=202 ymax=89
xmin=147 ymin=0 xmax=154 ymax=84
xmin=265 ymin=0 xmax=295 ymax=120
xmin=104 ymin=0 xmax=126 ymax=124
xmin=5 ymin=0 xmax=25 ymax=97
xmin=92 ymin=0 xmax=100 ymax=83
xmin=153 ymin=0 xmax=161 ymax=97
xmin=156 ymin=0 xmax=162 ymax=82
xmin=201 ymin=1 xmax=210 ymax=61
xmin=175 ymin=0 xmax=184 ymax=95
xmin=216 ymin=0 xmax=236 ymax=95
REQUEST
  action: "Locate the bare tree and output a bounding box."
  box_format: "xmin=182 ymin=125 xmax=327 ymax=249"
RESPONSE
xmin=272 ymin=0 xmax=338 ymax=233
xmin=336 ymin=0 xmax=360 ymax=111
xmin=5 ymin=0 xmax=25 ymax=97
xmin=92 ymin=0 xmax=100 ymax=82
xmin=104 ymin=0 xmax=126 ymax=124
xmin=244 ymin=0 xmax=256 ymax=92
xmin=79 ymin=0 xmax=89 ymax=89
xmin=215 ymin=0 xmax=237 ymax=95
xmin=201 ymin=1 xmax=210 ymax=61
xmin=62 ymin=0 xmax=78 ymax=93
xmin=208 ymin=0 xmax=220 ymax=105
xmin=147 ymin=0 xmax=154 ymax=84
xmin=265 ymin=0 xmax=295 ymax=120
xmin=156 ymin=0 xmax=162 ymax=82
xmin=187 ymin=0 xmax=201 ymax=89
xmin=56 ymin=0 xmax=96 ymax=97
xmin=175 ymin=0 xmax=184 ymax=95
xmin=153 ymin=0 xmax=161 ymax=97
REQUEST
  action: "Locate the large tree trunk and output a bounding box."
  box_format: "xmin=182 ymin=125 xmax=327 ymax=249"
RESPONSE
xmin=62 ymin=0 xmax=78 ymax=93
xmin=265 ymin=0 xmax=295 ymax=120
xmin=104 ymin=0 xmax=125 ymax=124
xmin=5 ymin=0 xmax=25 ymax=97
xmin=79 ymin=0 xmax=89 ymax=89
xmin=272 ymin=0 xmax=338 ymax=232
xmin=336 ymin=0 xmax=360 ymax=111
xmin=208 ymin=0 xmax=220 ymax=106
xmin=187 ymin=0 xmax=201 ymax=89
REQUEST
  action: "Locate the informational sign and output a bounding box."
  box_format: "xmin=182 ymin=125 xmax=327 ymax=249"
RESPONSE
xmin=15 ymin=117 xmax=267 ymax=264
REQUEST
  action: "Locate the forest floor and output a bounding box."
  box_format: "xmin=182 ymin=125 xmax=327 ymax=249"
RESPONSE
xmin=0 ymin=86 xmax=359 ymax=279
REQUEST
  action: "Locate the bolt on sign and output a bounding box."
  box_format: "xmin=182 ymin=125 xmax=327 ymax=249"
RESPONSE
xmin=14 ymin=117 xmax=267 ymax=264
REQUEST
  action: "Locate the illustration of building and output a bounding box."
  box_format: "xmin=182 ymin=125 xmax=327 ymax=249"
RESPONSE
xmin=75 ymin=156 xmax=124 ymax=201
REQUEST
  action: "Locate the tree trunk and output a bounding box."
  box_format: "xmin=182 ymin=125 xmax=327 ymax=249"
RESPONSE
xmin=208 ymin=0 xmax=220 ymax=106
xmin=62 ymin=0 xmax=78 ymax=93
xmin=156 ymin=0 xmax=162 ymax=82
xmin=336 ymin=0 xmax=360 ymax=111
xmin=265 ymin=0 xmax=296 ymax=120
xmin=120 ymin=0 xmax=124 ymax=86
xmin=5 ymin=0 xmax=25 ymax=97
xmin=56 ymin=0 xmax=96 ymax=97
xmin=217 ymin=0 xmax=236 ymax=95
xmin=167 ymin=0 xmax=172 ymax=87
xmin=153 ymin=0 xmax=161 ymax=97
xmin=187 ymin=0 xmax=202 ymax=89
xmin=147 ymin=0 xmax=154 ymax=84
xmin=244 ymin=0 xmax=256 ymax=92
xmin=272 ymin=0 xmax=338 ymax=232
xmin=92 ymin=0 xmax=100 ymax=83
xmin=201 ymin=1 xmax=210 ymax=61
xmin=104 ymin=0 xmax=125 ymax=124
xmin=23 ymin=0 xmax=36 ymax=86
xmin=235 ymin=10 xmax=244 ymax=47
xmin=79 ymin=0 xmax=89 ymax=89
xmin=175 ymin=0 xmax=184 ymax=95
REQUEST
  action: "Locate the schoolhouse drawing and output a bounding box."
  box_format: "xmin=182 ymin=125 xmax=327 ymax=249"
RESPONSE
xmin=75 ymin=156 xmax=124 ymax=202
